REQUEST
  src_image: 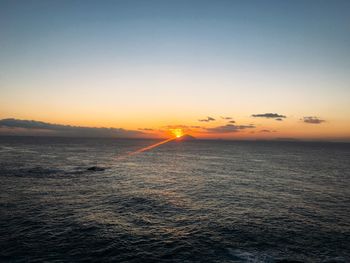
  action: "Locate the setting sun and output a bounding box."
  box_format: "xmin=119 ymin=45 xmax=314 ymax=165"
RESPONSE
xmin=171 ymin=128 xmax=184 ymax=138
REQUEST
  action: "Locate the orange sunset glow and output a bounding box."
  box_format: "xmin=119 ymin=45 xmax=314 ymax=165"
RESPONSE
xmin=0 ymin=0 xmax=349 ymax=142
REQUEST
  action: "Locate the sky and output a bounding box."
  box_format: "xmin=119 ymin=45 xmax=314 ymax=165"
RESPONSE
xmin=0 ymin=0 xmax=349 ymax=140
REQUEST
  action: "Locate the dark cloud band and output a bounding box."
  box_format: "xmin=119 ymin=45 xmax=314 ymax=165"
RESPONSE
xmin=0 ymin=118 xmax=144 ymax=138
xmin=251 ymin=113 xmax=286 ymax=119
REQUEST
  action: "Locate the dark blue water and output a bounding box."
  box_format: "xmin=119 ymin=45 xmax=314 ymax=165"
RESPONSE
xmin=0 ymin=136 xmax=349 ymax=262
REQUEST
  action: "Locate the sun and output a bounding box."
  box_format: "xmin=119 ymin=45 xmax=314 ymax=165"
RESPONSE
xmin=171 ymin=128 xmax=184 ymax=138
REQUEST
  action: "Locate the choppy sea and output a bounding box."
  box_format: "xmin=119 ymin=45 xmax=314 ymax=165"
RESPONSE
xmin=0 ymin=136 xmax=349 ymax=262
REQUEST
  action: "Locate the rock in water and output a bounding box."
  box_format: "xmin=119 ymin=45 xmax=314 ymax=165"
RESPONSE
xmin=87 ymin=166 xmax=105 ymax=172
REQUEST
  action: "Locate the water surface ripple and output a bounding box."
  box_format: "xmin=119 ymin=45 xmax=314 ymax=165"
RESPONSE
xmin=0 ymin=137 xmax=349 ymax=262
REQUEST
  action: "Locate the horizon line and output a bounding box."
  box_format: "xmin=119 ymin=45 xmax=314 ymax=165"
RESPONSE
xmin=0 ymin=134 xmax=349 ymax=144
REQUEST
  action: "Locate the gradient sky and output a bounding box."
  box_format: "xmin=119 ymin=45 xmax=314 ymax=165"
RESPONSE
xmin=1 ymin=0 xmax=349 ymax=140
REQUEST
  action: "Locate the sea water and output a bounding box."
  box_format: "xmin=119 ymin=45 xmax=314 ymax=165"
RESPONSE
xmin=0 ymin=136 xmax=349 ymax=262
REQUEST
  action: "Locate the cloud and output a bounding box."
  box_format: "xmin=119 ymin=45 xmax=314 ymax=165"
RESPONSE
xmin=0 ymin=118 xmax=145 ymax=138
xmin=138 ymin=128 xmax=154 ymax=131
xmin=198 ymin=116 xmax=216 ymax=122
xmin=163 ymin=125 xmax=202 ymax=129
xmin=302 ymin=116 xmax=325 ymax=124
xmin=228 ymin=120 xmax=236 ymax=123
xmin=251 ymin=113 xmax=286 ymax=119
xmin=205 ymin=124 xmax=255 ymax=133
xmin=160 ymin=125 xmax=203 ymax=134
xmin=260 ymin=129 xmax=271 ymax=133
xmin=220 ymin=116 xmax=232 ymax=120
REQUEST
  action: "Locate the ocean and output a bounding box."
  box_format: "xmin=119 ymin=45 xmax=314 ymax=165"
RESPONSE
xmin=0 ymin=136 xmax=349 ymax=262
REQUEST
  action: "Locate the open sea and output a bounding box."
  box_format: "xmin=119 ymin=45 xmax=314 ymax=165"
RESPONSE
xmin=0 ymin=136 xmax=349 ymax=262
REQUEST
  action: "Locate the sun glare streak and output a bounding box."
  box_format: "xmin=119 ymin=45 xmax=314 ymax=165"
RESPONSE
xmin=117 ymin=137 xmax=176 ymax=160
xmin=116 ymin=128 xmax=185 ymax=160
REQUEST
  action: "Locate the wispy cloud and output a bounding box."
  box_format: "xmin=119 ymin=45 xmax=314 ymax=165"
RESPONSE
xmin=259 ymin=129 xmax=271 ymax=133
xmin=164 ymin=125 xmax=202 ymax=129
xmin=138 ymin=128 xmax=154 ymax=131
xmin=198 ymin=116 xmax=216 ymax=122
xmin=205 ymin=124 xmax=255 ymax=133
xmin=302 ymin=116 xmax=325 ymax=124
xmin=251 ymin=113 xmax=286 ymax=120
xmin=228 ymin=120 xmax=236 ymax=123
xmin=160 ymin=125 xmax=203 ymax=134
xmin=220 ymin=116 xmax=232 ymax=120
xmin=0 ymin=118 xmax=145 ymax=138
